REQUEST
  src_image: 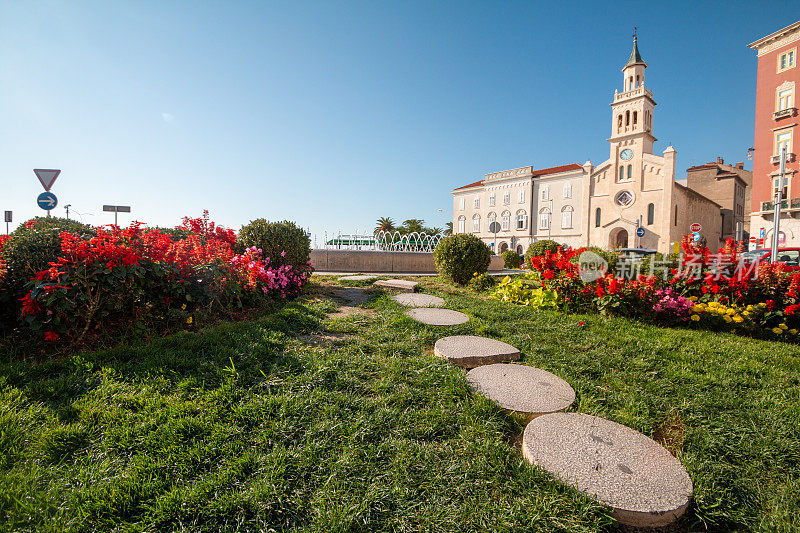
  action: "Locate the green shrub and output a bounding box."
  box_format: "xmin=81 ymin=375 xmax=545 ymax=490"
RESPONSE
xmin=524 ymin=240 xmax=561 ymax=267
xmin=569 ymin=246 xmax=618 ymax=274
xmin=501 ymin=250 xmax=522 ymax=269
xmin=237 ymin=219 xmax=312 ymax=274
xmin=468 ymin=272 xmax=496 ymax=292
xmin=1 ymin=217 xmax=96 ymax=302
xmin=433 ymin=234 xmax=491 ymax=285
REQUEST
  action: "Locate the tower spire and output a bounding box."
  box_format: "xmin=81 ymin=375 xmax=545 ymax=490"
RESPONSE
xmin=623 ymin=31 xmax=647 ymax=70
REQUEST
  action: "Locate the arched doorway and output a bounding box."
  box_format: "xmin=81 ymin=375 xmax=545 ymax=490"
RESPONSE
xmin=500 ymin=242 xmax=509 ymax=253
xmin=610 ymin=228 xmax=629 ymax=249
xmin=516 ymin=245 xmax=523 ymax=255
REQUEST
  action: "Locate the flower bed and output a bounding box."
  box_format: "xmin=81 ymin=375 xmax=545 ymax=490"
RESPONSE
xmin=4 ymin=214 xmax=311 ymax=345
xmin=491 ymin=237 xmax=800 ymax=342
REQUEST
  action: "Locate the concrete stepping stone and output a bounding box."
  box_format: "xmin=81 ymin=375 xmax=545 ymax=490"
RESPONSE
xmin=374 ymin=279 xmax=418 ymax=291
xmin=392 ymin=293 xmax=445 ymax=307
xmin=522 ymin=412 xmax=693 ymax=528
xmin=405 ymin=308 xmax=468 ymax=326
xmin=466 ymin=364 xmax=574 ymax=416
xmin=434 ymin=336 xmax=520 ymax=368
xmin=339 ymin=275 xmax=376 ymax=281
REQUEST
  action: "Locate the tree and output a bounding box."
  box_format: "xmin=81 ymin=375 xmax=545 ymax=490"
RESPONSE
xmin=444 ymin=222 xmax=453 ymax=236
xmin=374 ymin=217 xmax=395 ymax=234
xmin=401 ymin=219 xmax=425 ymax=234
xmin=428 ymin=227 xmax=443 ymax=235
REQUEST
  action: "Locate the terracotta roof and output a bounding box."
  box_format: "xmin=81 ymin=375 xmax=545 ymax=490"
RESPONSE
xmin=532 ymin=163 xmax=583 ymax=176
xmin=452 ymin=179 xmax=484 ymax=191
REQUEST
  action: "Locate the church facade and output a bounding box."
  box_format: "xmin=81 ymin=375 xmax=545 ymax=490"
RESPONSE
xmin=452 ymin=37 xmax=728 ymax=254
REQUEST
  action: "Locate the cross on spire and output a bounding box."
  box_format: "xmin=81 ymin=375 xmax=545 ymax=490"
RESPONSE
xmin=633 ymin=26 xmax=637 ymax=40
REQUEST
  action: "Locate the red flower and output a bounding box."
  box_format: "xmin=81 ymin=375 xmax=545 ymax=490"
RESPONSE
xmin=766 ymin=299 xmax=776 ymax=310
xmin=577 ymin=320 xmax=586 ymax=326
xmin=542 ymin=269 xmax=555 ymax=280
xmin=44 ymin=331 xmax=59 ymax=342
xmin=785 ymin=304 xmax=800 ymax=315
xmin=19 ymin=293 xmax=41 ymax=316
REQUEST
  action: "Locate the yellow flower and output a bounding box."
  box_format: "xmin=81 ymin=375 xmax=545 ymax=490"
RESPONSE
xmin=733 ymin=315 xmax=744 ymax=323
xmin=181 ymin=303 xmax=187 ymax=310
xmin=772 ymin=327 xmax=783 ymax=334
xmin=186 ymin=316 xmax=193 ymax=324
xmin=779 ymin=323 xmax=788 ymax=330
xmin=723 ymin=315 xmax=732 ymax=323
xmin=727 ymin=308 xmax=736 ymax=315
xmin=688 ymin=296 xmax=698 ymax=302
xmin=790 ymin=329 xmax=798 ymax=335
xmin=690 ymin=314 xmax=700 ymax=322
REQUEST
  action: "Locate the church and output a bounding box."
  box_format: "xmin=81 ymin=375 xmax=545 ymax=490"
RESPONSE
xmin=452 ymin=36 xmax=732 ymax=255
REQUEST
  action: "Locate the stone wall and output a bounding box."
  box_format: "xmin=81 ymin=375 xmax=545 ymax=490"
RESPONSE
xmin=311 ymin=250 xmax=505 ymax=273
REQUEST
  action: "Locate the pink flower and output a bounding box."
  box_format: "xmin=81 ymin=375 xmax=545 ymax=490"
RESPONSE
xmin=281 ymin=251 xmax=287 ymax=257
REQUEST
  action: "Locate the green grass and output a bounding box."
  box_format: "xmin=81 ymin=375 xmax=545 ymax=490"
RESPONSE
xmin=0 ymin=276 xmax=798 ymax=531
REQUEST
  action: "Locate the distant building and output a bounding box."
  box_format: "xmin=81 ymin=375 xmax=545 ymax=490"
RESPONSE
xmin=683 ymin=157 xmax=752 ymax=243
xmin=748 ymin=21 xmax=800 ymax=248
xmin=452 ymin=36 xmax=737 ymax=254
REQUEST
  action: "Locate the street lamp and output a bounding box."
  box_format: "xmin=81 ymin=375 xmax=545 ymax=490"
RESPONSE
xmin=771 ymin=146 xmax=787 ymax=262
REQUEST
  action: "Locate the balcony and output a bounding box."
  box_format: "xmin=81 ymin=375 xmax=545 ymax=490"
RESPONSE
xmin=761 ymin=198 xmax=800 ymax=212
xmin=772 ymin=152 xmax=797 ymax=165
xmin=774 ymin=107 xmax=798 ymax=120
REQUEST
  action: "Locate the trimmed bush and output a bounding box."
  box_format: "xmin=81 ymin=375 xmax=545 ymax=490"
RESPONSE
xmin=524 ymin=240 xmax=561 ymax=267
xmin=501 ymin=250 xmax=522 ymax=269
xmin=237 ymin=219 xmax=312 ymax=274
xmin=1 ymin=217 xmax=96 ymax=301
xmin=433 ymin=234 xmax=491 ymax=285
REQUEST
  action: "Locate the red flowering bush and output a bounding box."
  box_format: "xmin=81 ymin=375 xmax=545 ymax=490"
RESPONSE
xmin=17 ymin=215 xmax=310 ymax=344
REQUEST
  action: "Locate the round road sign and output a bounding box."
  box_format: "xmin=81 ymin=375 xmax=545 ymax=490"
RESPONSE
xmin=635 ymin=227 xmax=645 ymax=237
xmin=690 ymin=223 xmax=702 ymax=232
xmin=488 ymin=221 xmax=501 ymax=233
xmin=37 ymin=192 xmax=58 ymax=211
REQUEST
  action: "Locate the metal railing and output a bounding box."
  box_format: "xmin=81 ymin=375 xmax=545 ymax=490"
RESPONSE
xmin=323 ymin=230 xmax=444 ymax=252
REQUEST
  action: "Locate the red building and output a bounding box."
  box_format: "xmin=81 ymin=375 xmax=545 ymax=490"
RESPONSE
xmin=748 ymin=21 xmax=800 ymax=248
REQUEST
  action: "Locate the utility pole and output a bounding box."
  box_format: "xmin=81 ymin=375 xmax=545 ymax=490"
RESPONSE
xmin=772 ymin=146 xmax=787 ymax=262
xmin=65 ymin=204 xmax=71 ymax=220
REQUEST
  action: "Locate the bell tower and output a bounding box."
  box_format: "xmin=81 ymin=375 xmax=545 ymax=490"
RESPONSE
xmin=609 ymin=31 xmax=657 ymax=180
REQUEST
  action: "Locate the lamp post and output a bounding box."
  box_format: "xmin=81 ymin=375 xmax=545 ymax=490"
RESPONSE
xmin=772 ymin=146 xmax=787 ymax=263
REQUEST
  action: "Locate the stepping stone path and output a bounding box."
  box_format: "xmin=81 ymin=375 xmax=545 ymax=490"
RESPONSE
xmin=434 ymin=335 xmax=520 ymax=368
xmin=522 ymin=412 xmax=693 ymax=528
xmin=339 ymin=275 xmax=376 ymax=281
xmin=374 ymin=279 xmax=418 ymax=291
xmin=392 ymin=293 xmax=445 ymax=307
xmin=466 ymin=363 xmax=575 ymax=416
xmin=405 ymin=308 xmax=469 ymax=326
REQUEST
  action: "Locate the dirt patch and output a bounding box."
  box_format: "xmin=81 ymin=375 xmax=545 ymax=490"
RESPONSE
xmin=296 ymin=332 xmax=350 ymax=345
xmin=653 ymin=410 xmax=686 ymax=456
xmin=328 ymin=306 xmax=377 ymax=318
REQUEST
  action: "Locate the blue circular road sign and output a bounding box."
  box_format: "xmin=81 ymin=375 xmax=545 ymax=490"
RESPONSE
xmin=635 ymin=227 xmax=645 ymax=237
xmin=37 ymin=192 xmax=58 ymax=211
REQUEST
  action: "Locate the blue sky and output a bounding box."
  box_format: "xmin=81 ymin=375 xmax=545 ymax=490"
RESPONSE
xmin=1 ymin=1 xmax=796 ymax=242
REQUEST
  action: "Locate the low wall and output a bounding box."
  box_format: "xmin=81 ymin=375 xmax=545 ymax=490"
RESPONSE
xmin=311 ymin=250 xmax=505 ymax=273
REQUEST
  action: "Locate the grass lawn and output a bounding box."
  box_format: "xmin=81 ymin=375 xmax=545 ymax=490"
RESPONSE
xmin=1 ymin=275 xmax=799 ymax=532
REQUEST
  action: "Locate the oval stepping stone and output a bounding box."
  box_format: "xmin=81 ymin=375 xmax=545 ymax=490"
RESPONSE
xmin=392 ymin=293 xmax=444 ymax=307
xmin=434 ymin=336 xmax=520 ymax=368
xmin=340 ymin=275 xmax=376 ymax=281
xmin=374 ymin=279 xmax=418 ymax=291
xmin=466 ymin=364 xmax=574 ymax=415
xmin=405 ymin=308 xmax=468 ymax=326
xmin=522 ymin=412 xmax=693 ymax=528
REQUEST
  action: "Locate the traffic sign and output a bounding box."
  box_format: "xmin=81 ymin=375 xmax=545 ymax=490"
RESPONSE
xmin=488 ymin=221 xmax=501 ymax=233
xmin=760 ymin=227 xmax=766 ymax=239
xmin=635 ymin=227 xmax=645 ymax=237
xmin=3 ymin=211 xmax=11 ymax=223
xmin=690 ymin=222 xmax=702 ymax=232
xmin=34 ymin=169 xmax=60 ymax=191
xmin=37 ymin=192 xmax=58 ymax=210
xmin=692 ymin=232 xmax=700 ymax=242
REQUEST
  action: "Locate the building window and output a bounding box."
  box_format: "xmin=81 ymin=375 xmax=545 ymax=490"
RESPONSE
xmin=618 ymin=166 xmax=624 ymax=181
xmin=518 ymin=189 xmax=525 ymax=203
xmin=617 ymin=114 xmax=623 ymax=132
xmin=489 ymin=193 xmax=496 ymax=207
xmin=776 ymin=130 xmax=793 ymax=156
xmin=563 ymin=182 xmax=572 ymax=198
xmin=778 ymin=88 xmax=794 ymax=111
xmin=595 ymin=208 xmax=601 ymax=227
xmin=627 ymin=164 xmax=632 ymax=179
xmin=459 ymin=197 xmax=465 ymax=210
xmin=503 ymin=191 xmax=510 ymax=204
xmin=561 ymin=206 xmax=573 ymax=229
xmin=487 ymin=212 xmax=496 ymax=230
xmin=540 ymin=186 xmax=549 ymax=201
xmin=457 ymin=216 xmax=466 ymax=233
xmin=625 ymin=110 xmax=630 ymax=126
xmin=472 ymin=215 xmax=480 ymax=232
xmin=633 ymin=111 xmax=638 ymax=125
xmin=501 ymin=211 xmax=511 ymax=231
xmin=539 ymin=208 xmax=551 ymax=230
xmin=774 ymin=176 xmax=789 ymax=198
xmin=516 ymin=210 xmax=528 ymax=230
xmin=636 ymin=75 xmax=640 ymax=87
xmin=474 ymin=197 xmax=480 ymax=208
xmin=647 ymin=203 xmax=655 ymax=225
xmin=778 ymin=48 xmax=796 ymax=73
xmin=614 ymin=190 xmax=634 ymax=207
xmin=674 ymin=205 xmax=678 ymax=226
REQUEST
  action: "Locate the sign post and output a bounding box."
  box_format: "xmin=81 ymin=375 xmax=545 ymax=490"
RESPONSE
xmin=4 ymin=211 xmax=11 ymax=235
xmin=102 ymin=205 xmax=131 ymax=226
xmin=37 ymin=192 xmax=58 ymax=215
xmin=488 ymin=221 xmax=501 ymax=253
xmin=772 ymin=146 xmax=787 ymax=263
xmin=33 ymin=169 xmax=61 ymax=217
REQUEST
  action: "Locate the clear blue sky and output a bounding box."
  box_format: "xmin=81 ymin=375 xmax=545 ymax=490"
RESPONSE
xmin=1 ymin=1 xmax=796 ymax=242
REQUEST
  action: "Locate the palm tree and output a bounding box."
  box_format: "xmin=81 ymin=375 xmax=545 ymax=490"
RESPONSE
xmin=428 ymin=226 xmax=443 ymax=235
xmin=444 ymin=222 xmax=453 ymax=236
xmin=374 ymin=217 xmax=395 ymax=234
xmin=401 ymin=219 xmax=425 ymax=234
